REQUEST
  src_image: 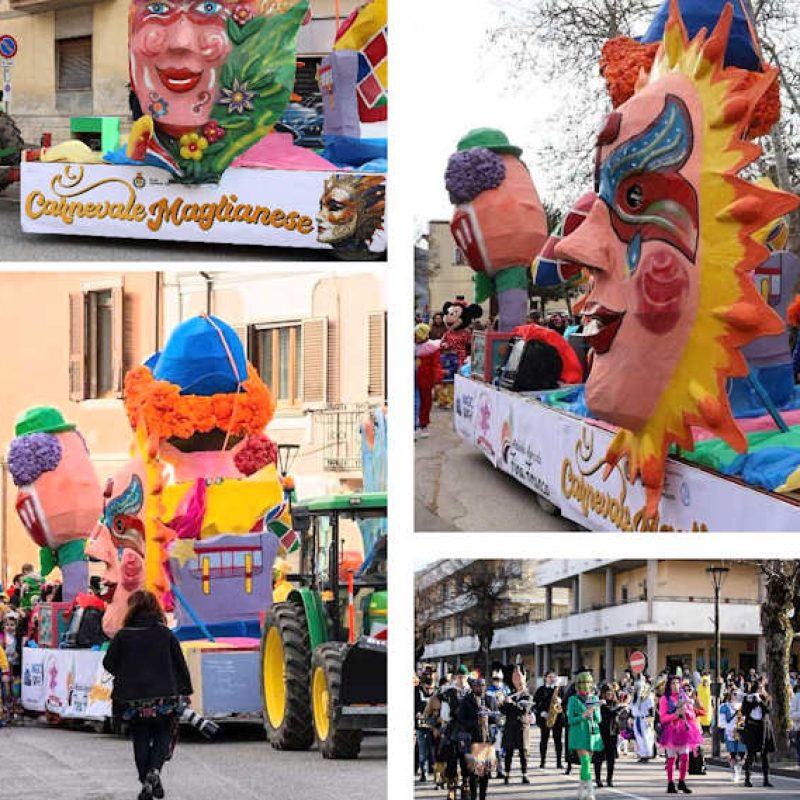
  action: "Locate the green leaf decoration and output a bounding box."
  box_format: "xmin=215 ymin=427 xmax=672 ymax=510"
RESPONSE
xmin=162 ymin=0 xmax=308 ymax=182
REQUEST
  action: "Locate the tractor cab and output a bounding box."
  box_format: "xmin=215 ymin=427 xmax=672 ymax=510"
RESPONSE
xmin=260 ymin=491 xmax=387 ymax=759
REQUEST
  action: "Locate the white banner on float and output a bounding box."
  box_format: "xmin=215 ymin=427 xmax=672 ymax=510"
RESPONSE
xmin=556 ymin=411 xmax=800 ymax=531
xmin=453 ymin=374 xmax=480 ymax=442
xmin=453 ymin=378 xmax=800 ymax=531
xmin=22 ymin=648 xmax=113 ymax=720
xmin=493 ymin=393 xmax=560 ymax=504
xmin=20 ymin=162 xmax=387 ymax=253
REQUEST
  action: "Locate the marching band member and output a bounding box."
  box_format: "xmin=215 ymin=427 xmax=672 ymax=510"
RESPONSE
xmin=500 ymin=666 xmax=532 ymax=784
xmin=534 ymin=669 xmax=566 ymax=769
xmin=567 ymin=671 xmax=602 ymax=800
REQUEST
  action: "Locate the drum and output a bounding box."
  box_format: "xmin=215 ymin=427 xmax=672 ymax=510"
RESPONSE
xmin=466 ymin=742 xmax=497 ymax=777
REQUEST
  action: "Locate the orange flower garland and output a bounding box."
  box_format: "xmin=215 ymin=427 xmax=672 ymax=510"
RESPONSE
xmin=600 ymin=36 xmax=780 ymax=138
xmin=124 ymin=363 xmax=276 ymax=440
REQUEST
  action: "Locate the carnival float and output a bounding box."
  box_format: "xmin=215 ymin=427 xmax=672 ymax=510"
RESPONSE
xmin=450 ymin=0 xmax=800 ymax=531
xmin=16 ymin=0 xmax=387 ymax=257
xmin=11 ymin=313 xmax=387 ymax=758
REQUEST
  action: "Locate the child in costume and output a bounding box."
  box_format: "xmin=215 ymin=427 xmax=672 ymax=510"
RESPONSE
xmin=567 ymin=671 xmax=602 ymax=800
xmin=658 ymin=675 xmax=703 ymax=794
xmin=0 ymin=628 xmax=9 ymax=726
xmin=414 ymin=323 xmax=442 ymax=439
xmin=719 ymin=687 xmax=747 ymax=783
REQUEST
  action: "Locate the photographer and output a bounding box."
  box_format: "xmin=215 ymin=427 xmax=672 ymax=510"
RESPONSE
xmin=741 ymin=680 xmax=775 ymax=788
xmin=103 ymin=590 xmax=193 ymax=800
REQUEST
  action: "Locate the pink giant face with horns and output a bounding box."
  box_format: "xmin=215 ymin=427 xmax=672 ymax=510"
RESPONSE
xmin=129 ymin=0 xmax=232 ymax=136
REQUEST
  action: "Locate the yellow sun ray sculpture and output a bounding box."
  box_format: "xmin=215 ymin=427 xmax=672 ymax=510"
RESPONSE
xmin=592 ymin=1 xmax=798 ymax=517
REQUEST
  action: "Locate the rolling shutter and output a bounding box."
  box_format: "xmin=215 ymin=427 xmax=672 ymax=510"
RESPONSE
xmin=69 ymin=292 xmax=86 ymax=401
xmin=57 ymin=37 xmax=92 ymax=92
xmin=367 ymin=310 xmax=386 ymax=400
xmin=301 ymin=317 xmax=328 ymax=406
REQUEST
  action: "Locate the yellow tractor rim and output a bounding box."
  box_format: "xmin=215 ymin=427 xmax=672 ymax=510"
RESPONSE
xmin=312 ymin=665 xmax=331 ymax=741
xmin=263 ymin=626 xmax=286 ymax=728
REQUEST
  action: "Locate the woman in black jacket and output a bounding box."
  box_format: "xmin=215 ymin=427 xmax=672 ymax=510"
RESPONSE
xmin=741 ymin=680 xmax=775 ymax=788
xmin=594 ymin=684 xmax=624 ymax=788
xmin=103 ymin=590 xmax=193 ymax=800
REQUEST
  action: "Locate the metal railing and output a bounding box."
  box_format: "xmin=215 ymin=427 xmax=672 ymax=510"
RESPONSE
xmin=316 ymin=404 xmax=372 ymax=472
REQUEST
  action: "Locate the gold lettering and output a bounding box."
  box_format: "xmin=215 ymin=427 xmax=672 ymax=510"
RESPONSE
xmin=269 ymin=208 xmax=285 ymax=228
xmin=297 ymin=216 xmax=314 ymax=235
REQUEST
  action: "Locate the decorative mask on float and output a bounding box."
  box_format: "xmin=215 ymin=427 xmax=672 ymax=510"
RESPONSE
xmin=85 ymin=458 xmax=147 ymax=636
xmin=445 ymin=128 xmax=548 ymax=331
xmin=127 ymin=0 xmax=308 ymax=181
xmin=7 ymin=407 xmax=102 ymax=601
xmin=555 ymin=0 xmax=799 ymax=516
xmin=316 ymin=173 xmax=386 ymax=256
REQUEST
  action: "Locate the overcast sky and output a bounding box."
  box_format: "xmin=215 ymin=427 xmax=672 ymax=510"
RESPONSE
xmin=411 ymin=0 xmax=560 ymax=225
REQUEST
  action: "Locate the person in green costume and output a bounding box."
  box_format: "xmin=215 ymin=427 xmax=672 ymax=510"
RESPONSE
xmin=567 ymin=671 xmax=602 ymax=800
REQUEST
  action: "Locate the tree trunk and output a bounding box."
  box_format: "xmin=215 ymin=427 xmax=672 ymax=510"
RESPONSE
xmin=477 ymin=631 xmax=492 ymax=679
xmin=760 ymin=564 xmax=796 ymax=758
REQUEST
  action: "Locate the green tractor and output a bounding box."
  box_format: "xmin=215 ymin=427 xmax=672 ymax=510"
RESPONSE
xmin=260 ymin=491 xmax=387 ymax=759
xmin=0 ymin=111 xmax=24 ymax=193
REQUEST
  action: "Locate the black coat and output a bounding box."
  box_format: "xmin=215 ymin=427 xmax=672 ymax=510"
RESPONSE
xmin=502 ymin=690 xmax=532 ymax=751
xmin=741 ymin=694 xmax=776 ymax=754
xmin=103 ymin=612 xmax=193 ymax=704
xmin=598 ymin=702 xmax=622 ymax=747
xmin=458 ymin=692 xmax=500 ymax=743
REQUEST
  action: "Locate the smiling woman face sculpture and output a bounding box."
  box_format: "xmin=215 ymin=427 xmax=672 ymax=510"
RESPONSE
xmin=555 ymin=0 xmax=798 ymax=515
xmin=130 ymin=0 xmax=232 ymax=136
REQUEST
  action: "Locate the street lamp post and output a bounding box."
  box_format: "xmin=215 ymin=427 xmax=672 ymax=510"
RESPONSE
xmin=706 ymin=565 xmax=730 ymax=758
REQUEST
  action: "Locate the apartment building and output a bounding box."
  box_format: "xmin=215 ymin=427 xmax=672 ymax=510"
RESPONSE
xmin=417 ymin=560 xmax=800 ymax=684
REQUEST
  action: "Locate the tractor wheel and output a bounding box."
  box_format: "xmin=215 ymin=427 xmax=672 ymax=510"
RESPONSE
xmin=0 ymin=113 xmax=23 ymax=193
xmin=261 ymin=601 xmax=314 ymax=751
xmin=311 ymin=642 xmax=363 ymax=759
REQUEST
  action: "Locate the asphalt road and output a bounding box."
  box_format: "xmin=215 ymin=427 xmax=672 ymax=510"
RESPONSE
xmin=414 ymin=758 xmax=799 ymax=799
xmin=0 ymin=187 xmax=385 ymax=262
xmin=0 ymin=721 xmax=386 ymax=800
xmin=415 ymin=406 xmax=582 ymax=532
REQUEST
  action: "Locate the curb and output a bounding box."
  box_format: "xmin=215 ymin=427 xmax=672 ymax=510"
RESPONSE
xmin=706 ymin=756 xmax=800 ymax=780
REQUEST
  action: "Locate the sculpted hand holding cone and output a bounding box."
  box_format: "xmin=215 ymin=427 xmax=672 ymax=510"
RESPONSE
xmin=555 ymin=0 xmax=799 ymax=516
xmin=8 ymin=408 xmax=102 ymax=602
xmin=446 ymin=129 xmax=548 ymax=330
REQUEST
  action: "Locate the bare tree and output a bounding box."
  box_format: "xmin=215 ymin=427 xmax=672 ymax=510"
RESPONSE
xmin=489 ymin=0 xmax=800 ymax=221
xmin=758 ymin=560 xmax=800 ymax=758
xmin=461 ymin=560 xmax=522 ymax=676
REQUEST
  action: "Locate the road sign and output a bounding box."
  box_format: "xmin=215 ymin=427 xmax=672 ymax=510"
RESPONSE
xmin=0 ymin=35 xmax=18 ymax=60
xmin=629 ymin=650 xmax=647 ymax=674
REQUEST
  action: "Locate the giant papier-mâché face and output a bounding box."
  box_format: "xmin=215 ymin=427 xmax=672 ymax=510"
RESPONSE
xmin=555 ymin=0 xmax=799 ymax=517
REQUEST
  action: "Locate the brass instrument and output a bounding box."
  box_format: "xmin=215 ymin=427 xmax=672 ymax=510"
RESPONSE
xmin=546 ymin=683 xmax=562 ymax=729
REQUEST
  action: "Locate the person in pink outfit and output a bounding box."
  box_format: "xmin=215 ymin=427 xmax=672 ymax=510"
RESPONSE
xmin=658 ymin=676 xmax=703 ymax=795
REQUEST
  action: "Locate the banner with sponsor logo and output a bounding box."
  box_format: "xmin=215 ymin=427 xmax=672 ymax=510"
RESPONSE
xmin=22 ymin=648 xmax=113 ymax=720
xmin=453 ymin=378 xmax=800 ymax=531
xmin=21 ymin=163 xmax=386 ymax=254
xmin=556 ymin=414 xmax=800 ymax=531
xmin=494 ymin=393 xmax=559 ymax=504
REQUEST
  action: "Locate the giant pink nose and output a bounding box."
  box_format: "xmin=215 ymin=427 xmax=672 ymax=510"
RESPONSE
xmin=165 ymin=15 xmax=200 ymax=51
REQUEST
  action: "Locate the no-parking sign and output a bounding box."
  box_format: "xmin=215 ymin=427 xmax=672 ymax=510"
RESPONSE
xmin=0 ymin=35 xmax=18 ymax=60
xmin=629 ymin=651 xmax=647 ymax=675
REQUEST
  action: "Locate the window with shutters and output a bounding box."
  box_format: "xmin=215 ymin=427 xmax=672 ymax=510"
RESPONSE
xmin=301 ymin=317 xmax=328 ymax=407
xmin=252 ymin=323 xmax=302 ymax=407
xmin=69 ymin=285 xmax=125 ymax=401
xmin=367 ymin=310 xmax=387 ymax=400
